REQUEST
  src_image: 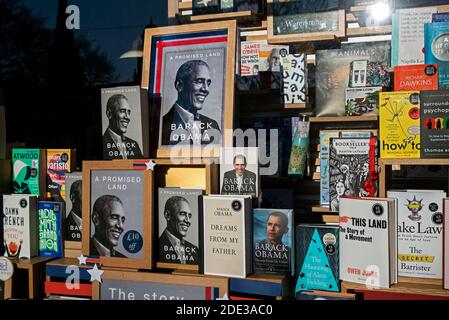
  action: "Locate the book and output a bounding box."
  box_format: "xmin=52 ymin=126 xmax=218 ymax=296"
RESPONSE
xmin=379 ymin=91 xmax=421 ymax=159
xmin=420 ymin=89 xmax=449 ymax=158
xmin=253 ymin=208 xmax=293 ymax=275
xmin=348 ymin=61 xmax=390 ymax=88
xmin=315 ymin=41 xmax=391 ymax=116
xmin=444 ymin=198 xmax=449 ymax=289
xmin=394 ymin=64 xmax=439 ymax=91
xmin=3 ymin=194 xmax=38 ymax=259
xmin=0 ymin=196 xmax=3 ymax=256
xmin=425 ymin=21 xmax=449 ymax=88
xmin=339 ymin=197 xmax=398 ymax=288
xmin=158 ymin=187 xmax=203 ymax=265
xmin=192 ymin=0 xmax=219 ymax=15
xmin=46 ymin=149 xmax=75 ymax=200
xmin=295 ymin=224 xmax=339 ymax=293
xmin=387 ymin=190 xmax=445 ymax=279
xmin=432 ymin=12 xmax=449 ymax=22
xmin=391 ymin=6 xmax=436 ymax=67
xmin=329 ymin=137 xmax=378 ymax=212
xmin=281 ymin=53 xmax=307 ymax=105
xmin=296 ymin=290 xmax=356 ymax=300
xmin=200 ymin=195 xmax=252 ymax=278
xmin=64 ymin=172 xmax=82 ymax=242
xmin=240 ymin=40 xmax=289 ymax=76
xmin=345 ymin=87 xmax=382 ymax=116
xmin=12 ymin=148 xmax=46 ymax=196
xmin=38 ymin=201 xmax=64 ymax=258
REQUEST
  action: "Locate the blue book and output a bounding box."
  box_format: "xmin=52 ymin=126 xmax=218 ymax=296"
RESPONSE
xmin=425 ymin=22 xmax=449 ymax=88
xmin=295 ymin=224 xmax=339 ymax=293
xmin=38 ymin=201 xmax=64 ymax=258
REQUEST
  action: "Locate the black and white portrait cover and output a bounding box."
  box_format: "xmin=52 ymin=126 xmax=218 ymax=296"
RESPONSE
xmin=220 ymin=147 xmax=259 ymax=198
xmin=101 ymin=86 xmax=147 ymax=160
xmin=158 ymin=188 xmax=203 ymax=265
xmin=90 ymin=170 xmax=144 ymax=259
xmin=64 ymin=172 xmax=82 ymax=242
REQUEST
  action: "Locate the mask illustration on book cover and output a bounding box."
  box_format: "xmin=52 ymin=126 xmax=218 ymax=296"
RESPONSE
xmin=406 ymin=196 xmax=423 ymax=222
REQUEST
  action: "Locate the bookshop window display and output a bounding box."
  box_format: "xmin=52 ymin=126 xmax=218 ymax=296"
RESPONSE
xmin=4 ymin=0 xmax=449 ymax=304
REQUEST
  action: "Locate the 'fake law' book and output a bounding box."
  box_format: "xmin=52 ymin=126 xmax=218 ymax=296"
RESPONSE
xmin=199 ymin=195 xmax=252 ymax=278
xmin=38 ymin=201 xmax=64 ymax=258
xmin=295 ymin=224 xmax=339 ymax=293
xmin=388 ymin=190 xmax=445 ymax=279
xmin=12 ymin=148 xmax=46 ymax=197
xmin=339 ymin=196 xmax=398 ymax=289
xmin=252 ymin=208 xmax=294 ymax=275
xmin=46 ymin=149 xmax=76 ymax=200
xmin=3 ymin=194 xmax=38 ymax=259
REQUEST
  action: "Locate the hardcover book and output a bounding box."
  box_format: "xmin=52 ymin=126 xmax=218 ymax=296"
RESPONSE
xmin=200 ymin=195 xmax=252 ymax=278
xmin=38 ymin=201 xmax=64 ymax=258
xmin=387 ymin=190 xmax=445 ymax=279
xmin=425 ymin=21 xmax=449 ymax=88
xmin=379 ymin=91 xmax=421 ymax=159
xmin=64 ymin=172 xmax=82 ymax=242
xmin=158 ymin=187 xmax=203 ymax=265
xmin=253 ymin=208 xmax=293 ymax=275
xmin=3 ymin=194 xmax=38 ymax=259
xmin=329 ymin=137 xmax=378 ymax=212
xmin=345 ymin=87 xmax=382 ymax=116
xmin=420 ymin=90 xmax=449 ymax=158
xmin=282 ymin=53 xmax=307 ymax=105
xmin=349 ymin=61 xmax=390 ymax=88
xmin=394 ymin=64 xmax=438 ymax=91
xmin=12 ymin=148 xmax=46 ymax=196
xmin=240 ymin=40 xmax=289 ymax=76
xmin=46 ymin=149 xmax=75 ymax=200
xmin=444 ymin=198 xmax=449 ymax=289
xmin=295 ymin=224 xmax=339 ymax=293
xmin=316 ymin=41 xmax=391 ymax=116
xmin=339 ymin=197 xmax=398 ymax=288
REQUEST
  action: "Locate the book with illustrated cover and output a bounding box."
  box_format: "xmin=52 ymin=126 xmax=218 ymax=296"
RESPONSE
xmin=394 ymin=64 xmax=438 ymax=91
xmin=282 ymin=53 xmax=307 ymax=105
xmin=12 ymin=149 xmax=46 ymax=197
xmin=348 ymin=60 xmax=390 ymax=88
xmin=46 ymin=149 xmax=75 ymax=200
xmin=38 ymin=201 xmax=64 ymax=258
xmin=64 ymin=172 xmax=82 ymax=242
xmin=240 ymin=40 xmax=289 ymax=76
xmin=425 ymin=21 xmax=449 ymax=88
xmin=345 ymin=87 xmax=381 ymax=116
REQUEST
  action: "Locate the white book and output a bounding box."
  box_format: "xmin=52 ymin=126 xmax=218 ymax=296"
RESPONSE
xmin=339 ymin=197 xmax=397 ymax=288
xmin=388 ymin=190 xmax=445 ymax=279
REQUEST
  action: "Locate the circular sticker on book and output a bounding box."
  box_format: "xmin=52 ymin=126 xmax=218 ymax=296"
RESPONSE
xmin=323 ymin=233 xmax=336 ymax=246
xmin=19 ymin=198 xmax=28 ymax=208
xmin=409 ymin=93 xmax=420 ymax=105
xmin=60 ymin=153 xmax=69 ymax=163
xmin=425 ymin=65 xmax=437 ymax=76
xmin=372 ymin=204 xmax=384 ymax=216
xmin=0 ymin=257 xmax=14 ymax=281
xmin=232 ymin=200 xmax=242 ymax=212
xmin=429 ymin=203 xmax=439 ymax=212
xmin=408 ymin=107 xmax=420 ymax=120
xmin=432 ymin=33 xmax=449 ymax=61
xmin=432 ymin=212 xmax=443 ymax=225
xmin=325 ymin=244 xmax=336 ymax=255
xmin=122 ymin=230 xmax=143 ymax=254
xmin=30 ymin=168 xmax=37 ymax=178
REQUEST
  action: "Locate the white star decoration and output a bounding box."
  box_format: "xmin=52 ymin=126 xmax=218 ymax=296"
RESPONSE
xmin=216 ymin=293 xmax=229 ymax=300
xmin=145 ymin=160 xmax=156 ymax=171
xmin=77 ymin=254 xmax=87 ymax=265
xmin=87 ymin=264 xmax=104 ymax=283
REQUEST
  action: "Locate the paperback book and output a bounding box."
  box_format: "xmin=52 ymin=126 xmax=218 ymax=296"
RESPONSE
xmin=425 ymin=21 xmax=449 ymax=88
xmin=12 ymin=149 xmax=46 ymax=196
xmin=38 ymin=201 xmax=64 ymax=258
xmin=394 ymin=64 xmax=438 ymax=91
xmin=46 ymin=149 xmax=75 ymax=200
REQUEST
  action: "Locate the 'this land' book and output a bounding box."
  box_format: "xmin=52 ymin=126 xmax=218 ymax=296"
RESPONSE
xmin=425 ymin=21 xmax=449 ymax=88
xmin=253 ymin=209 xmax=293 ymax=275
xmin=393 ymin=64 xmax=438 ymax=91
xmin=38 ymin=201 xmax=64 ymax=258
xmin=46 ymin=149 xmax=75 ymax=200
xmin=12 ymin=149 xmax=46 ymax=196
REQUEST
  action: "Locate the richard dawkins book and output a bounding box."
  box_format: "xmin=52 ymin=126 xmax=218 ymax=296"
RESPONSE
xmin=295 ymin=224 xmax=339 ymax=293
xmin=253 ymin=209 xmax=294 ymax=275
xmin=425 ymin=21 xmax=449 ymax=88
xmin=12 ymin=149 xmax=46 ymax=196
xmin=339 ymin=197 xmax=398 ymax=288
xmin=379 ymin=91 xmax=421 ymax=159
xmin=444 ymin=198 xmax=449 ymax=289
xmin=158 ymin=188 xmax=203 ymax=266
xmin=3 ymin=194 xmax=38 ymax=259
xmin=46 ymin=149 xmax=75 ymax=200
xmin=388 ymin=190 xmax=445 ymax=279
xmin=38 ymin=201 xmax=64 ymax=258
xmin=394 ymin=64 xmax=438 ymax=91
xmin=200 ymin=195 xmax=252 ymax=278
xmin=420 ymin=90 xmax=449 ymax=158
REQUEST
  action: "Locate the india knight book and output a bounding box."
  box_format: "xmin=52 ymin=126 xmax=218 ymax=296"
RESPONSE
xmin=38 ymin=201 xmax=64 ymax=258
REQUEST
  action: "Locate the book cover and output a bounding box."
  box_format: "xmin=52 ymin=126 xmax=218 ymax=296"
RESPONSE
xmin=432 ymin=12 xmax=449 ymax=22
xmin=296 ymin=290 xmax=355 ymax=300
xmin=339 ymin=197 xmax=397 ymax=288
xmin=192 ymin=0 xmax=219 ymax=15
xmin=388 ymin=190 xmax=445 ymax=279
xmin=282 ymin=53 xmax=307 ymax=105
xmin=64 ymin=172 xmax=82 ymax=242
xmin=345 ymin=87 xmax=382 ymax=116
xmin=349 ymin=61 xmax=390 ymax=88
xmin=3 ymin=194 xmax=38 ymax=259
xmin=158 ymin=188 xmax=203 ymax=265
xmin=38 ymin=201 xmax=64 ymax=258
xmin=394 ymin=64 xmax=438 ymax=91
xmin=391 ymin=6 xmax=436 ymax=67
xmin=46 ymin=149 xmax=75 ymax=200
xmin=316 ymin=41 xmax=391 ymax=116
xmin=425 ymin=21 xmax=449 ymax=88
xmin=240 ymin=41 xmax=289 ymax=76
xmin=379 ymin=91 xmax=421 ymax=158
xmin=201 ymin=195 xmax=252 ymax=278
xmin=444 ymin=198 xmax=449 ymax=289
xmin=329 ymin=137 xmax=378 ymax=212
xmin=0 ymin=196 xmax=3 ymax=256
xmin=253 ymin=209 xmax=293 ymax=275
xmin=12 ymin=148 xmax=46 ymax=196
xmin=295 ymin=224 xmax=339 ymax=293
xmin=420 ymin=89 xmax=449 ymax=158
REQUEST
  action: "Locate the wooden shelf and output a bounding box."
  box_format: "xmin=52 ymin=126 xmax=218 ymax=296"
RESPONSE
xmin=311 ymin=206 xmax=331 ymax=213
xmin=380 ymin=158 xmax=449 ymax=166
xmin=309 ymin=115 xmax=378 ymax=123
xmin=346 ymin=25 xmax=392 ymax=36
xmin=178 ymin=1 xmax=191 ymax=10
xmin=190 ymin=10 xmax=252 ymax=22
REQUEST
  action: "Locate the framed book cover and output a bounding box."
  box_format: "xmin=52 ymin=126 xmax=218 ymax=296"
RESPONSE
xmin=141 ymin=21 xmax=237 ymax=158
xmin=38 ymin=201 xmax=64 ymax=258
xmin=394 ymin=64 xmax=438 ymax=91
xmin=12 ymin=148 xmax=46 ymax=197
xmin=64 ymin=172 xmax=83 ymax=243
xmin=46 ymin=149 xmax=75 ymax=200
xmin=82 ymin=161 xmax=153 ymax=269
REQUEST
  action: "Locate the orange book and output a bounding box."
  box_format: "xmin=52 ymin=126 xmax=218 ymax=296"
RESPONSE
xmin=394 ymin=64 xmax=438 ymax=91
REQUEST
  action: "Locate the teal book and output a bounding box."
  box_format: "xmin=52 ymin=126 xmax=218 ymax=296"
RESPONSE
xmin=425 ymin=22 xmax=449 ymax=88
xmin=12 ymin=149 xmax=46 ymax=196
xmin=295 ymin=224 xmax=339 ymax=293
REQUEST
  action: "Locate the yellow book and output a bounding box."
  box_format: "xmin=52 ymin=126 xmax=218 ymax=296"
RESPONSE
xmin=379 ymin=91 xmax=420 ymax=158
xmin=46 ymin=149 xmax=76 ymax=199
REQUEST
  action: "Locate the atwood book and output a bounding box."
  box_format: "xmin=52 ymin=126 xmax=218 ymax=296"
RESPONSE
xmin=38 ymin=201 xmax=64 ymax=258
xmin=3 ymin=194 xmax=38 ymax=259
xmin=339 ymin=196 xmax=398 ymax=288
xmin=295 ymin=224 xmax=339 ymax=293
xmin=253 ymin=208 xmax=293 ymax=275
xmin=200 ymin=195 xmax=252 ymax=278
xmin=387 ymin=190 xmax=445 ymax=279
xmin=379 ymin=91 xmax=421 ymax=158
xmin=46 ymin=149 xmax=76 ymax=200
xmin=12 ymin=148 xmax=46 ymax=197
xmin=425 ymin=21 xmax=449 ymax=88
